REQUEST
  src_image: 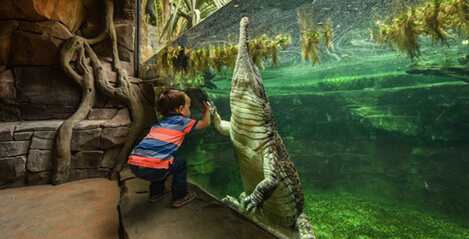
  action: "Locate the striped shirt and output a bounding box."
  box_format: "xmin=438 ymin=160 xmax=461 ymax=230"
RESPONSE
xmin=128 ymin=114 xmax=198 ymax=169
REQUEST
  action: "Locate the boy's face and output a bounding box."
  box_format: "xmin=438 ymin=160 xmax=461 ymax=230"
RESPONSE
xmin=178 ymin=93 xmax=191 ymax=118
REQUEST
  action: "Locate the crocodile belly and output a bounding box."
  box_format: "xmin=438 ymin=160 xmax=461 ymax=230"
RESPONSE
xmin=232 ymin=135 xmax=302 ymax=228
xmin=230 ymin=94 xmax=270 ymax=194
xmin=263 ymin=180 xmax=302 ymax=227
xmin=232 ymin=138 xmax=264 ymax=195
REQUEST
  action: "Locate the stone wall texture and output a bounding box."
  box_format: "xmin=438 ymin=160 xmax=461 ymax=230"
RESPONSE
xmin=0 ymin=104 xmax=155 ymax=189
xmin=0 ymin=61 xmax=156 ymax=188
xmin=0 ymin=1 xmax=155 ymax=188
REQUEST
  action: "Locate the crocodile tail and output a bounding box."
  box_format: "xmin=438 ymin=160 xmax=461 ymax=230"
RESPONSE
xmin=296 ymin=212 xmax=316 ymax=239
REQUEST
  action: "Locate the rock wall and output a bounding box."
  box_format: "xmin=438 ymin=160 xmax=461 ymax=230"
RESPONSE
xmin=0 ymin=63 xmax=155 ymax=189
xmin=0 ymin=0 xmax=155 ymax=188
xmin=1 ymin=118 xmax=120 ymax=188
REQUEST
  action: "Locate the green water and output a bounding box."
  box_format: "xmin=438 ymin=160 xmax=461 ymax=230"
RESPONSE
xmin=176 ymin=35 xmax=469 ymax=236
xmin=144 ymin=0 xmax=469 ymax=237
xmin=178 ymin=62 xmax=469 ymax=238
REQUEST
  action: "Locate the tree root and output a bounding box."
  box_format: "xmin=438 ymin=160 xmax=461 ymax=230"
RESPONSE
xmin=53 ymin=37 xmax=97 ymax=185
xmin=53 ymin=0 xmax=146 ymax=184
xmin=103 ymin=0 xmax=145 ymax=180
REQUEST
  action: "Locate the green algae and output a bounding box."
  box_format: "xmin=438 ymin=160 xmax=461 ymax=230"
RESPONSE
xmin=304 ymin=193 xmax=469 ymax=239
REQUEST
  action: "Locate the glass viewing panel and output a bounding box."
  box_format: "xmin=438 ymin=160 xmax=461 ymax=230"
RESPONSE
xmin=138 ymin=0 xmax=469 ymax=238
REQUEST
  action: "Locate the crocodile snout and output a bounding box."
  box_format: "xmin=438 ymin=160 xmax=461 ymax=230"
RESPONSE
xmin=241 ymin=17 xmax=249 ymax=26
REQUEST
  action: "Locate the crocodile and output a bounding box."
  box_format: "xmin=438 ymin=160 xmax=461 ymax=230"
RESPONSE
xmin=210 ymin=17 xmax=316 ymax=239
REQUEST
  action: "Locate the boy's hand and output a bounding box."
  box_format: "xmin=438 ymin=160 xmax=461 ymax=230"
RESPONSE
xmin=202 ymin=101 xmax=210 ymax=114
xmin=195 ymin=101 xmax=211 ymax=130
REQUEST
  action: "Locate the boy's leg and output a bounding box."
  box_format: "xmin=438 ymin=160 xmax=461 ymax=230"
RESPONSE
xmin=168 ymin=157 xmax=196 ymax=208
xmin=129 ymin=165 xmax=171 ymax=200
xmin=167 ymin=156 xmax=188 ymax=200
xmin=148 ymin=179 xmax=171 ymax=203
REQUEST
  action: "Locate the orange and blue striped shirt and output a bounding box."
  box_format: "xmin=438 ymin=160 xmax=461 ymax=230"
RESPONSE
xmin=128 ymin=114 xmax=198 ymax=169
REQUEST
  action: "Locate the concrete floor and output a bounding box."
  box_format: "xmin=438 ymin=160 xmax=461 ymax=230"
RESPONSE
xmin=0 ymin=168 xmax=277 ymax=239
xmin=119 ymin=166 xmax=277 ymax=239
xmin=0 ymin=178 xmax=120 ymax=239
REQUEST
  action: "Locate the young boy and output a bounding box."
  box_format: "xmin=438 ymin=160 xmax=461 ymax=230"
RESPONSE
xmin=128 ymin=89 xmax=211 ymax=208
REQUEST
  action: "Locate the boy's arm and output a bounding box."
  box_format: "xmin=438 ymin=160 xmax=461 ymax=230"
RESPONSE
xmin=194 ymin=101 xmax=210 ymax=130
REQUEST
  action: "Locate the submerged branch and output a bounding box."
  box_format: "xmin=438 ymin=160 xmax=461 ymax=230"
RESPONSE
xmin=406 ymin=63 xmax=469 ymax=84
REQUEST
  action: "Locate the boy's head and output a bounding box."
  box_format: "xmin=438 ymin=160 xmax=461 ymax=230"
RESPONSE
xmin=157 ymin=89 xmax=191 ymax=117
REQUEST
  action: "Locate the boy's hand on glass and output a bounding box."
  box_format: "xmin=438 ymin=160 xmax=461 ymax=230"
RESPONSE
xmin=195 ymin=101 xmax=211 ymax=130
xmin=202 ymin=101 xmax=210 ymax=114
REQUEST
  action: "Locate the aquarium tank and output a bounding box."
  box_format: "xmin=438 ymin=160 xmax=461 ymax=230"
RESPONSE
xmin=138 ymin=0 xmax=469 ymax=238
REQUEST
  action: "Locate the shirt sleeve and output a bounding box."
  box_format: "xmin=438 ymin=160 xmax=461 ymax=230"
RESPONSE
xmin=183 ymin=118 xmax=198 ymax=134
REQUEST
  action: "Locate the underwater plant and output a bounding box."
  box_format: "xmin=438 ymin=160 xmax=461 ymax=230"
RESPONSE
xmin=298 ymin=7 xmax=334 ymax=65
xmin=300 ymin=31 xmax=325 ymax=65
xmin=376 ymin=9 xmax=422 ymax=60
xmin=155 ymin=46 xmax=187 ymax=77
xmin=420 ymin=1 xmax=455 ymax=45
xmin=150 ymin=34 xmax=291 ymax=88
xmin=375 ymin=0 xmax=469 ymax=60
xmin=249 ymin=34 xmax=291 ymax=68
xmin=208 ymin=46 xmax=225 ymax=74
xmin=444 ymin=0 xmax=469 ymax=37
xmin=249 ymin=35 xmax=267 ymax=68
xmin=377 ymin=0 xmax=469 ymax=83
xmin=270 ymin=35 xmax=291 ymax=67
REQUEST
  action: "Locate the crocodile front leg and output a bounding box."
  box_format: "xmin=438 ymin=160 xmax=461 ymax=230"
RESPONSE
xmin=210 ymin=103 xmax=230 ymax=136
xmin=244 ymin=148 xmax=279 ymax=215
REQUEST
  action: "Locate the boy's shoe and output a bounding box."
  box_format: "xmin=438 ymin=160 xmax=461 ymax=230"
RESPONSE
xmin=172 ymin=192 xmax=196 ymax=208
xmin=149 ymin=187 xmax=171 ymax=203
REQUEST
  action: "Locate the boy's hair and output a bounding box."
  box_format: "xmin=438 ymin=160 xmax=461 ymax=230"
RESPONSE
xmin=157 ymin=89 xmax=186 ymax=116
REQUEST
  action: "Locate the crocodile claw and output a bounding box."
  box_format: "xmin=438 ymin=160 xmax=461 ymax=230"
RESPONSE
xmin=206 ymin=101 xmax=214 ymax=110
xmin=209 ymin=103 xmax=221 ymax=126
xmin=244 ymin=195 xmax=264 ymax=217
xmin=209 ymin=101 xmax=217 ymax=116
xmin=250 ymin=207 xmax=264 ymax=217
xmin=222 ymin=195 xmax=240 ymax=209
